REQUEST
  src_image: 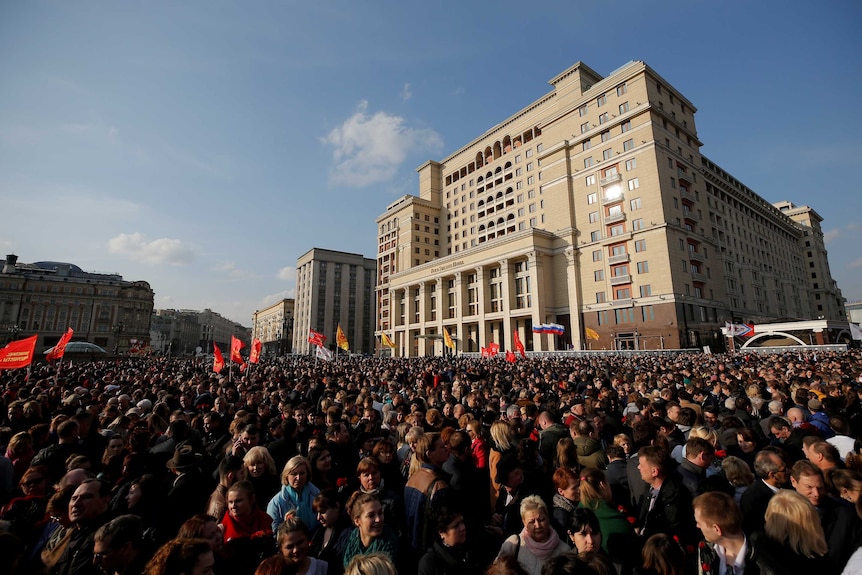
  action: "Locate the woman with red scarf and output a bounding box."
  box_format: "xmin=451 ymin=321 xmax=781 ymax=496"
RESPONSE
xmin=220 ymin=480 xmax=275 ymax=575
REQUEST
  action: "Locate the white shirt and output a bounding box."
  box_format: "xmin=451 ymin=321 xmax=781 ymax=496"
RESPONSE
xmin=715 ymin=536 xmax=748 ymax=575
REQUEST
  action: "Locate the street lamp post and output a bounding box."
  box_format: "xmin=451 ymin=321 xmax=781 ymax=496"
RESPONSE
xmin=113 ymin=323 xmax=125 ymax=355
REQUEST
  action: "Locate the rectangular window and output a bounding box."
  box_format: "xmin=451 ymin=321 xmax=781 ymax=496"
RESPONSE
xmin=641 ymin=305 xmax=654 ymax=322
xmin=527 ymin=176 xmax=535 ymax=184
xmin=615 ymin=287 xmax=631 ymax=300
xmin=639 ymin=285 xmax=652 ymax=297
xmin=670 ymin=177 xmax=676 ymax=189
xmin=581 ymin=122 xmax=590 ymax=134
xmin=529 ymin=217 xmax=537 ymax=227
xmin=614 ymin=308 xmax=634 ymax=324
xmin=587 ymin=193 xmax=597 ymax=204
xmin=610 ymin=243 xmax=626 ymax=256
xmin=597 ymin=310 xmax=608 ymax=325
xmin=584 ymin=157 xmax=593 ymax=168
xmin=590 ymin=230 xmax=600 ymax=241
xmin=621 ymin=122 xmax=632 ymax=134
xmin=594 ymin=269 xmax=604 ymax=281
xmin=628 ymin=178 xmax=640 ymax=190
xmin=632 ymin=218 xmax=644 ymax=231
xmin=630 ymin=197 xmax=641 ymax=210
xmin=681 ymin=261 xmax=688 ymax=272
xmin=525 ymin=149 xmax=533 ymax=157
xmin=596 ymin=292 xmax=606 ymax=303
xmin=599 ymin=112 xmax=609 ymax=124
xmin=609 ymin=224 xmax=625 ymax=236
xmin=616 ymin=83 xmax=627 ymax=96
xmin=526 ymin=162 xmax=533 ymax=171
xmin=601 ymin=130 xmax=610 ymax=142
xmin=603 ymin=148 xmax=613 ymax=161
xmin=583 ymin=140 xmax=592 ymax=151
xmin=623 ymin=139 xmax=634 ymax=151
xmin=635 ymin=239 xmax=646 ymax=252
xmin=625 ymin=158 xmax=637 ymax=170
xmin=637 ymin=261 xmax=649 ymax=274
xmin=592 ymin=250 xmax=602 ymax=262
xmin=597 ymin=94 xmax=607 ymax=106
xmin=515 ymin=167 xmax=522 ymax=176
xmin=585 ymin=175 xmax=596 ymax=186
xmin=589 ymin=211 xmax=599 ymax=223
xmin=612 ymin=264 xmax=629 ymax=277
xmin=619 ymin=102 xmax=629 ymax=114
xmin=579 ymin=104 xmax=588 ymax=117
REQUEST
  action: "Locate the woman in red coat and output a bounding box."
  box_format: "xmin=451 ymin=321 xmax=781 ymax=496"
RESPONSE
xmin=220 ymin=480 xmax=274 ymax=574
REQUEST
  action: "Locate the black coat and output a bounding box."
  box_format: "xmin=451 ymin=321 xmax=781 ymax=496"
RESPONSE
xmin=637 ymin=475 xmax=695 ymax=545
xmin=417 ymin=541 xmax=480 ymax=575
xmin=739 ymin=479 xmax=776 ymax=535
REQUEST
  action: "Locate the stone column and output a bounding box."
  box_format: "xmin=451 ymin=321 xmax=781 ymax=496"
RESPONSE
xmin=476 ymin=266 xmax=487 ymax=350
xmin=500 ymin=259 xmax=513 ymax=350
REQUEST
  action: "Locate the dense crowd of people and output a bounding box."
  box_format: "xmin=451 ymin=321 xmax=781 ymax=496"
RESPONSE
xmin=0 ymin=348 xmax=861 ymax=575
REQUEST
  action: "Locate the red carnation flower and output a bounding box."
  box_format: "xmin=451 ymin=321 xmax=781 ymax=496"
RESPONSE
xmin=337 ymin=477 xmax=349 ymax=488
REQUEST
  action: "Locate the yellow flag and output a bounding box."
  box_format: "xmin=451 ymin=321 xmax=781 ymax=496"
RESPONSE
xmin=585 ymin=327 xmax=600 ymax=340
xmin=336 ymin=324 xmax=350 ymax=351
xmin=381 ymin=332 xmax=396 ymax=348
xmin=443 ymin=327 xmax=455 ymax=349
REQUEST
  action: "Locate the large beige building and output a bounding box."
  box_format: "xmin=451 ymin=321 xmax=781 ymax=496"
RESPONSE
xmin=375 ymin=60 xmax=844 ymax=356
xmin=251 ymin=298 xmax=295 ymax=357
xmin=293 ymin=249 xmax=376 ymax=354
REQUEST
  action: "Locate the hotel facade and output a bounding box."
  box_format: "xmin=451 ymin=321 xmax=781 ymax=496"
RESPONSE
xmin=375 ymin=60 xmax=844 ymax=356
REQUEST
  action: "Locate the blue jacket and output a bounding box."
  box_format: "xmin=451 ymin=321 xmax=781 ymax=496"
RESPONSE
xmin=267 ymin=482 xmax=321 ymax=534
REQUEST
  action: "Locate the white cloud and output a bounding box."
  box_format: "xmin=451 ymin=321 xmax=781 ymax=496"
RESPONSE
xmin=322 ymin=100 xmax=443 ymax=187
xmin=261 ymin=290 xmax=296 ymax=307
xmin=107 ymin=233 xmax=196 ymax=265
xmin=823 ymin=229 xmax=840 ymax=244
xmin=851 ymin=258 xmax=862 ymax=269
xmin=400 ymin=83 xmax=413 ymax=102
xmin=213 ymin=262 xmax=253 ymax=279
xmin=277 ymin=266 xmax=296 ymax=281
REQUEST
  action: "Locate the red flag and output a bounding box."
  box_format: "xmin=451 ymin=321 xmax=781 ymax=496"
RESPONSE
xmin=46 ymin=328 xmax=74 ymax=361
xmin=213 ymin=343 xmax=225 ymax=373
xmin=488 ymin=342 xmax=500 ymax=356
xmin=480 ymin=346 xmax=489 ymax=358
xmin=308 ymin=329 xmax=326 ymax=347
xmin=513 ymin=330 xmax=525 ymax=358
xmin=230 ymin=336 xmax=247 ymax=370
xmin=0 ymin=335 xmax=38 ymax=370
xmin=230 ymin=336 xmax=244 ymax=362
xmin=249 ymin=338 xmax=262 ymax=364
xmin=506 ymin=350 xmax=517 ymax=363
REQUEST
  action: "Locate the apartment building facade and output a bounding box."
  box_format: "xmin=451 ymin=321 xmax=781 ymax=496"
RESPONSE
xmin=251 ymin=298 xmax=295 ymax=357
xmin=375 ymin=60 xmax=843 ymax=356
xmin=293 ymin=248 xmax=376 ymax=354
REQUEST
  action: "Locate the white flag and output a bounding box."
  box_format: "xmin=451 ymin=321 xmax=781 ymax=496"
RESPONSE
xmin=850 ymin=323 xmax=862 ymax=341
xmin=316 ymin=345 xmax=333 ymax=362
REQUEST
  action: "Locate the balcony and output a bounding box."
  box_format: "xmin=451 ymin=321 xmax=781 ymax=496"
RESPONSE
xmin=680 ymin=187 xmax=695 ymax=203
xmin=602 ymin=192 xmax=624 ymax=206
xmin=608 ymin=253 xmax=630 ymax=265
xmin=600 ymin=172 xmax=623 ymax=186
xmin=683 ymin=211 xmax=699 ymax=224
xmin=610 ymin=274 xmax=632 ymax=286
xmin=610 ymin=298 xmax=633 ymax=308
xmin=691 ymin=270 xmax=707 ymax=283
xmin=688 ymin=251 xmax=705 ymax=264
xmin=605 ymin=212 xmax=626 ymax=225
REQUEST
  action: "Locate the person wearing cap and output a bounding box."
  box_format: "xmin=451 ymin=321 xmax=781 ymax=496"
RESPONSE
xmin=807 ymin=398 xmax=834 ymax=439
xmin=161 ymin=444 xmax=212 ymax=537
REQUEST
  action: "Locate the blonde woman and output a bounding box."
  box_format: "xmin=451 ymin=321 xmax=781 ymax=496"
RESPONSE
xmin=752 ymin=490 xmax=830 ymax=573
xmin=345 ymin=552 xmax=397 ymax=575
xmin=267 ymin=456 xmax=320 ymax=534
xmin=496 ymin=495 xmax=568 ymax=575
xmin=489 ymin=420 xmax=516 ymax=509
xmin=244 ymin=446 xmax=281 ymax=505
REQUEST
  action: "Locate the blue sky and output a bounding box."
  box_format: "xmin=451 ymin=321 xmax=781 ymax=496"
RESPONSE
xmin=2 ymin=1 xmax=860 ymax=325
